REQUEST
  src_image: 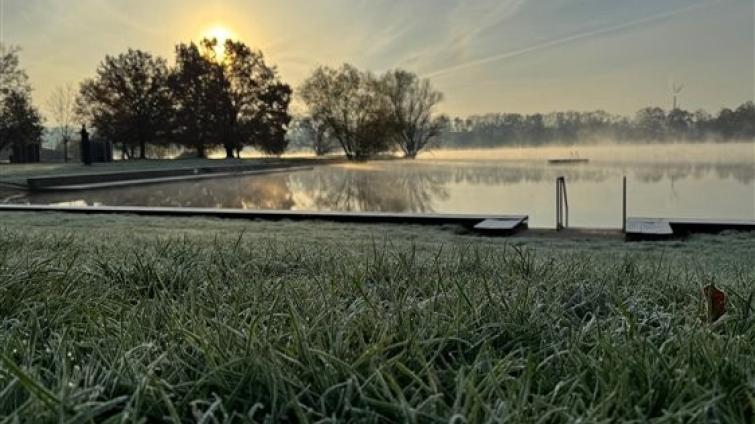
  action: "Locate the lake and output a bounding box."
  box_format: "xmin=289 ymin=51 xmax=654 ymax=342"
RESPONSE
xmin=11 ymin=143 xmax=755 ymax=229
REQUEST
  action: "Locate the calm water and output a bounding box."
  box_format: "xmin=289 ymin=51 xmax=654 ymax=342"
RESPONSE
xmin=12 ymin=143 xmax=755 ymax=228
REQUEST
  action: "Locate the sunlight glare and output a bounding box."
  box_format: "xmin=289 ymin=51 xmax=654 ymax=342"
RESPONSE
xmin=201 ymin=25 xmax=235 ymax=60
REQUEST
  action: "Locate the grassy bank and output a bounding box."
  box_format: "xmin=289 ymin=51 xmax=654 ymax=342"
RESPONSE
xmin=0 ymin=212 xmax=753 ymax=422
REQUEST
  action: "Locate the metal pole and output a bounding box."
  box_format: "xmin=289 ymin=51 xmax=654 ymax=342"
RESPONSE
xmin=562 ymin=178 xmax=568 ymax=229
xmin=556 ymin=178 xmax=558 ymax=230
xmin=556 ymin=177 xmax=561 ymax=230
xmin=622 ymin=176 xmax=627 ymax=232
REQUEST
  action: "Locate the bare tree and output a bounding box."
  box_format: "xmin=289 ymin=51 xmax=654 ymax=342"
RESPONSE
xmin=300 ymin=64 xmax=393 ymax=160
xmin=380 ymin=70 xmax=447 ymax=158
xmin=297 ymin=115 xmax=336 ymax=156
xmin=47 ymin=84 xmax=77 ymax=162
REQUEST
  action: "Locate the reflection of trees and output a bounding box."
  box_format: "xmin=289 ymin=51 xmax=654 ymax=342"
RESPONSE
xmin=618 ymin=162 xmax=753 ymax=185
xmin=714 ymin=164 xmax=755 ymax=185
xmin=22 ymin=173 xmax=295 ymax=210
xmin=14 ymin=158 xmax=753 ymax=212
xmin=417 ymin=160 xmax=754 ymax=185
xmin=446 ymin=162 xmax=612 ymax=185
xmin=289 ymin=166 xmax=449 ymax=213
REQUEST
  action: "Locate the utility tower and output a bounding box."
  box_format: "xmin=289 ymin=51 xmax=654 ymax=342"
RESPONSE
xmin=671 ymin=82 xmax=684 ymax=110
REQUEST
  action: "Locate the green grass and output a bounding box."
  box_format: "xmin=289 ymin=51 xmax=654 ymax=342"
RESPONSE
xmin=0 ymin=212 xmax=753 ymax=422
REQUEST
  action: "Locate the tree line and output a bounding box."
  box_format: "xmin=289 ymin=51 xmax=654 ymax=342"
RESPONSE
xmin=3 ymin=41 xmax=754 ymax=162
xmin=75 ymin=39 xmax=292 ymax=159
xmin=2 ymin=40 xmax=292 ymax=161
xmin=297 ymin=64 xmax=447 ymax=159
xmin=442 ymin=103 xmax=755 ymax=148
xmin=3 ymin=44 xmax=447 ymax=161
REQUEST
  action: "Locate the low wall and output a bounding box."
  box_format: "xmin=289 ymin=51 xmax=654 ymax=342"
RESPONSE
xmin=25 ymin=159 xmax=332 ymax=191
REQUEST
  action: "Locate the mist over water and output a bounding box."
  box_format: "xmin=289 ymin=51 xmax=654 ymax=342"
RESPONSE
xmin=12 ymin=142 xmax=755 ymax=229
xmin=419 ymin=142 xmax=754 ymax=164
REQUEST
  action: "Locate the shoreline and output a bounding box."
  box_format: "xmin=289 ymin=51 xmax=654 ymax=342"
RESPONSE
xmin=1 ymin=209 xmax=753 ymax=241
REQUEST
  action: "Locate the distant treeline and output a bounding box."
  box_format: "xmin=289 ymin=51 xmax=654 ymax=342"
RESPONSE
xmin=442 ymin=103 xmax=755 ymax=147
xmin=3 ymin=43 xmax=446 ymax=161
xmin=4 ymin=41 xmax=754 ymax=163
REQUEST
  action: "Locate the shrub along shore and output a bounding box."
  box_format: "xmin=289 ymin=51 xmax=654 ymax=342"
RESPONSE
xmin=0 ymin=212 xmax=753 ymax=422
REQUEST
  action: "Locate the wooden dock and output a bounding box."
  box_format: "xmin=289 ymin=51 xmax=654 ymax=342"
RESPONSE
xmin=625 ymin=217 xmax=755 ymax=240
xmin=0 ymin=204 xmax=529 ymax=235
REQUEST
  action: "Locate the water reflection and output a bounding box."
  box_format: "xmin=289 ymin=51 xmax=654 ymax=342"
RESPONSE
xmin=19 ymin=174 xmax=296 ymax=210
xmin=290 ymin=165 xmax=449 ymax=213
xmin=11 ymin=156 xmax=755 ymax=227
xmin=421 ymin=160 xmax=754 ymax=185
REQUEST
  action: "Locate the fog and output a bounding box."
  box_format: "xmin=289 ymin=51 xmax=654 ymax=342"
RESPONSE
xmin=13 ymin=140 xmax=753 ymax=228
xmin=418 ymin=141 xmax=754 ymax=165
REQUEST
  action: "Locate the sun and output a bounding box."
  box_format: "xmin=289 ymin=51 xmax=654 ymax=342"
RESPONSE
xmin=201 ymin=25 xmax=236 ymax=60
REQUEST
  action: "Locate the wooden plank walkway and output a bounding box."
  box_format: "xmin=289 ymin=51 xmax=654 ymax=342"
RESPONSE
xmin=0 ymin=204 xmax=529 ymax=235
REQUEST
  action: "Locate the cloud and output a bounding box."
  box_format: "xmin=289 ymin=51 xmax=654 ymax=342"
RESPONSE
xmin=423 ymin=0 xmax=723 ymax=79
xmin=3 ymin=0 xmax=750 ymax=115
xmin=378 ymin=0 xmax=529 ymax=76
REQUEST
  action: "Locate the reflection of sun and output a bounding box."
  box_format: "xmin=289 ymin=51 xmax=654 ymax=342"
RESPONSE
xmin=201 ymin=25 xmax=235 ymax=59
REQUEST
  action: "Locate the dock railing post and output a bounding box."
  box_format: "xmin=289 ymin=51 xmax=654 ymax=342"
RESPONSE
xmin=556 ymin=177 xmax=560 ymax=230
xmin=556 ymin=176 xmax=568 ymax=231
xmin=563 ymin=178 xmax=568 ymax=228
xmin=622 ymin=176 xmax=627 ymax=233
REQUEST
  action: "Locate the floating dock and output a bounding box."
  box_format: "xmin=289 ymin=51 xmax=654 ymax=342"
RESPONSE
xmin=547 ymin=158 xmax=589 ymax=164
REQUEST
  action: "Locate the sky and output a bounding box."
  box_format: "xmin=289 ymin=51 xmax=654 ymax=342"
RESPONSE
xmin=1 ymin=0 xmax=753 ymax=117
